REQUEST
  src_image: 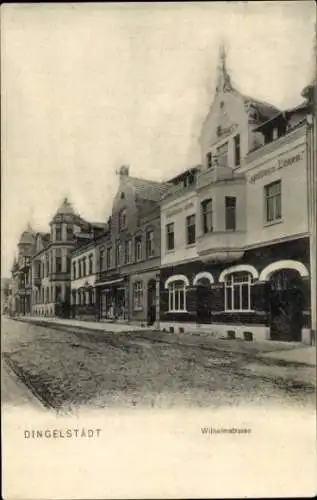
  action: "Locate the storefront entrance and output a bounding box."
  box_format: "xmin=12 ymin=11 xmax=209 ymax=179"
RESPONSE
xmin=269 ymin=269 xmax=304 ymax=341
xmin=100 ymin=286 xmax=126 ymax=320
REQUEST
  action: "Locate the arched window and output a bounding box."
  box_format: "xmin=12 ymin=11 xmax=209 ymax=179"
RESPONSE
xmin=167 ymin=279 xmax=188 ymax=313
xmin=224 ymin=272 xmax=254 ymax=312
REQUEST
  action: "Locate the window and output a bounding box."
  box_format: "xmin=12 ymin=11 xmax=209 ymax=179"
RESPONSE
xmin=166 ymin=223 xmax=174 ymax=251
xmin=72 ymin=262 xmax=76 ymax=279
xmin=66 ymin=225 xmax=73 ymax=241
xmin=265 ymin=180 xmax=281 ymax=222
xmin=119 ymin=208 xmax=127 ymax=231
xmin=55 ymin=285 xmax=62 ymax=302
xmin=82 ymin=258 xmax=86 ymax=277
xmin=186 ymin=214 xmax=196 ymax=245
xmin=99 ymin=247 xmax=105 ymax=271
xmin=55 ymin=225 xmax=62 ymax=241
xmin=225 ymin=272 xmax=253 ymax=311
xmin=116 ymin=242 xmax=122 ymax=266
xmin=106 ymin=247 xmax=112 ymax=269
xmin=225 ymin=197 xmax=236 ymax=231
xmin=55 ymin=248 xmax=62 ymax=273
xmin=89 ymin=254 xmax=93 ymax=275
xmin=216 ymin=142 xmax=228 ymax=168
xmin=46 ymin=254 xmax=50 ymax=277
xmin=66 ymin=256 xmax=71 ymax=273
xmin=202 ymin=199 xmax=213 ymax=233
xmin=135 ymin=235 xmax=142 ymax=261
xmin=133 ymin=281 xmax=143 ymax=310
xmin=124 ymin=240 xmax=132 ymax=264
xmin=206 ymin=152 xmax=213 ymax=169
xmin=146 ymin=230 xmax=155 ymax=258
xmin=234 ymin=134 xmax=240 ymax=166
xmin=168 ymin=280 xmax=187 ymax=312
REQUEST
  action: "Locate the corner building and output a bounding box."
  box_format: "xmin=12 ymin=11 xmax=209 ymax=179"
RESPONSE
xmin=159 ymin=47 xmax=314 ymax=343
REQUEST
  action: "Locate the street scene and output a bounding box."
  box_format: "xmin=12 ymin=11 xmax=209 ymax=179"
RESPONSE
xmin=2 ymin=317 xmax=315 ymax=412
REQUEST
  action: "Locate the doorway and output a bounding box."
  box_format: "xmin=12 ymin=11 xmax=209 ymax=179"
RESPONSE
xmin=269 ymin=269 xmax=304 ymax=341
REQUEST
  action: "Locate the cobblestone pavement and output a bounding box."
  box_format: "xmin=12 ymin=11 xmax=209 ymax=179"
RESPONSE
xmin=2 ymin=318 xmax=315 ymax=412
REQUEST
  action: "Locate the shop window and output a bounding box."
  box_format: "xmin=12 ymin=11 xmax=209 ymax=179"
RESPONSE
xmin=202 ymin=199 xmax=213 ymax=234
xmin=133 ymin=281 xmax=143 ymax=310
xmin=265 ymin=180 xmax=282 ymax=222
xmin=166 ymin=223 xmax=174 ymax=251
xmin=186 ymin=214 xmax=196 ymax=245
xmin=168 ymin=280 xmax=187 ymax=312
xmin=224 ymin=272 xmax=253 ymax=312
xmin=225 ymin=197 xmax=236 ymax=231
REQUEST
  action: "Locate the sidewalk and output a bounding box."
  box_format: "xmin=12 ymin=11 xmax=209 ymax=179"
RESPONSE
xmin=260 ymin=346 xmax=316 ymax=366
xmin=13 ymin=315 xmax=152 ymax=333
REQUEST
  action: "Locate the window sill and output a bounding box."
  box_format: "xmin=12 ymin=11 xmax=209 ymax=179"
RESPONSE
xmin=186 ymin=242 xmax=196 ymax=248
xmin=166 ymin=249 xmax=175 ymax=254
xmin=133 ymin=307 xmax=143 ymax=312
xmin=263 ymin=218 xmax=284 ymax=228
xmin=167 ymin=310 xmax=188 ymax=314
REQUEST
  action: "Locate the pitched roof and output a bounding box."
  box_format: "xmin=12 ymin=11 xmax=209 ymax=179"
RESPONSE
xmin=128 ymin=176 xmax=168 ymax=201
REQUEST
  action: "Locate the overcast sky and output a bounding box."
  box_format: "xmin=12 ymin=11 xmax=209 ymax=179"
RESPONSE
xmin=1 ymin=1 xmax=315 ymax=276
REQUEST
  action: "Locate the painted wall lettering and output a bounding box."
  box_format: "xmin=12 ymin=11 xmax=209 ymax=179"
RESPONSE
xmin=249 ymin=150 xmax=305 ymax=184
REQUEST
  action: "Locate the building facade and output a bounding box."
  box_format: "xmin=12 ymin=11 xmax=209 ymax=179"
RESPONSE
xmin=31 ymin=198 xmax=91 ymax=317
xmin=95 ymin=165 xmax=166 ymax=325
xmin=159 ymin=46 xmax=314 ymax=343
xmin=8 ymin=224 xmax=36 ymax=316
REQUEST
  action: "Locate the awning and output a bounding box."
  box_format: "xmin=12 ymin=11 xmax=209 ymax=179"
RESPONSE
xmin=95 ymin=278 xmax=124 ymax=287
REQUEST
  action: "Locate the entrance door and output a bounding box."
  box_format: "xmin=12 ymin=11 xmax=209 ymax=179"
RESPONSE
xmin=115 ymin=288 xmax=126 ymax=320
xmin=269 ymin=269 xmax=304 ymax=341
xmin=196 ymin=282 xmax=212 ymax=324
xmin=147 ymin=279 xmax=156 ymax=326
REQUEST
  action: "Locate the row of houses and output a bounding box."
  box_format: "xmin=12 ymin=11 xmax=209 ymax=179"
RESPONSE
xmin=8 ymin=48 xmax=316 ymax=344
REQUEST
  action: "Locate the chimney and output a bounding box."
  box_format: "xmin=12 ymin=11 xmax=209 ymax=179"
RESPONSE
xmin=116 ymin=165 xmax=130 ymax=178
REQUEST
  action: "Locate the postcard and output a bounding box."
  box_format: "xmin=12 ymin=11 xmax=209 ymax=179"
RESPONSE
xmin=1 ymin=2 xmax=316 ymax=498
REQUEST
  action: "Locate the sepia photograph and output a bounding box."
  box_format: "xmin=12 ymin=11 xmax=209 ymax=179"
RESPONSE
xmin=1 ymin=2 xmax=316 ymax=499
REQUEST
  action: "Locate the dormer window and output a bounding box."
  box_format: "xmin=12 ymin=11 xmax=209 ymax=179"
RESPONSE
xmin=206 ymin=152 xmax=212 ymax=169
xmin=119 ymin=208 xmax=127 ymax=231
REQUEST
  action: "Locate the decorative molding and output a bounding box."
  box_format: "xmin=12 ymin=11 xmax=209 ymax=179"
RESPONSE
xmin=164 ymin=274 xmax=190 ymax=288
xmin=219 ymin=264 xmax=259 ymax=282
xmin=259 ymin=260 xmax=309 ymax=282
xmin=193 ymin=272 xmax=215 ymax=286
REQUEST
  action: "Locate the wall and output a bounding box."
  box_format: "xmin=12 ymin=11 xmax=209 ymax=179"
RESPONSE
xmin=161 ymin=191 xmax=199 ymax=266
xmin=244 ymin=126 xmax=309 ymax=247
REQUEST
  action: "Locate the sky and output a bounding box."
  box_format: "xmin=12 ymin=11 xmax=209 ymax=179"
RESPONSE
xmin=1 ymin=1 xmax=316 ymax=277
